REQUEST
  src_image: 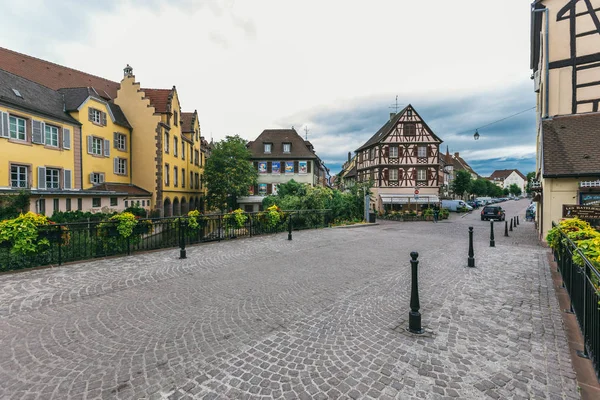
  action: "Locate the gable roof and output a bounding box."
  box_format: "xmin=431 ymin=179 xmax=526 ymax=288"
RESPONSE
xmin=489 ymin=169 xmax=526 ymax=181
xmin=0 ymin=47 xmax=119 ymax=99
xmin=453 ymin=152 xmax=478 ymax=177
xmin=0 ymin=68 xmax=80 ymax=125
xmin=181 ymin=111 xmax=197 ymax=133
xmin=142 ymin=88 xmax=173 ymax=114
xmin=58 ymin=87 xmax=131 ymax=129
xmin=247 ymin=129 xmax=317 ymax=159
xmin=356 ymin=104 xmax=443 ymax=152
xmin=543 ymin=113 xmax=600 ymax=177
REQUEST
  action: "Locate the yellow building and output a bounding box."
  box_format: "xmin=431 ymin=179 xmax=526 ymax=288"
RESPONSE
xmin=531 ymin=0 xmax=600 ymax=238
xmin=115 ymin=66 xmax=204 ymax=216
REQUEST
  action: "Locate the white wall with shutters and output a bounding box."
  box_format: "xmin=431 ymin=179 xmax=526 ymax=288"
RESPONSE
xmin=64 ymin=170 xmax=72 ymax=189
xmin=63 ymin=128 xmax=71 ymax=149
xmin=0 ymin=111 xmax=8 ymax=138
xmin=37 ymin=166 xmax=46 ymax=189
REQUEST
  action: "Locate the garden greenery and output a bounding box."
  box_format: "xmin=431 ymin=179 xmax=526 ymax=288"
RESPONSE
xmin=0 ymin=212 xmax=52 ymax=257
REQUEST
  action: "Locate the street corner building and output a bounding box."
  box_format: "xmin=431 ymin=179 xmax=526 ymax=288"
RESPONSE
xmin=354 ymin=105 xmax=443 ymax=212
xmin=531 ymin=0 xmax=600 ymax=238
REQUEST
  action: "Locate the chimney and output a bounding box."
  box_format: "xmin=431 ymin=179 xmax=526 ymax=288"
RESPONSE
xmin=454 ymin=152 xmax=459 ymax=158
xmin=390 ymin=112 xmax=395 ymax=121
xmin=348 ymin=152 xmax=351 ymax=163
xmin=123 ymin=64 xmax=133 ymax=77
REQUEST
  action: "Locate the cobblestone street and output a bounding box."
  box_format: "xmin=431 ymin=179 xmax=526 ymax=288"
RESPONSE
xmin=0 ymin=200 xmax=580 ymax=399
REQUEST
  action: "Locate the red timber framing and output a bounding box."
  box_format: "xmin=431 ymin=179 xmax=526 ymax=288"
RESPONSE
xmin=355 ymin=105 xmax=442 ymax=189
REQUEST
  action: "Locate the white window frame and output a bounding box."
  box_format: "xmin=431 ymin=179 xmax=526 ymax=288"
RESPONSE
xmin=91 ymin=173 xmax=104 ymax=185
xmin=417 ymin=169 xmax=427 ymax=181
xmin=283 ymin=143 xmax=291 ymax=153
xmin=389 ymin=146 xmax=398 ymax=158
xmin=174 ymin=166 xmax=178 ymax=187
xmin=417 ymin=145 xmax=427 ymax=158
xmin=389 ymin=169 xmax=398 ymax=181
xmin=9 ymin=116 xmax=26 ymax=140
xmin=164 ymin=132 xmax=169 ymax=153
xmin=116 ymin=133 xmax=126 ymax=151
xmin=264 ymin=143 xmax=272 ymax=153
xmin=165 ymin=164 xmax=170 ymax=186
xmin=45 ymin=125 xmax=59 ymax=147
xmin=116 ymin=158 xmax=127 ymax=175
xmin=174 ymin=136 xmax=178 ymax=157
xmin=91 ymin=109 xmax=102 ymax=124
xmin=11 ymin=165 xmax=28 ymax=188
xmin=92 ymin=137 xmax=103 ymax=155
xmin=46 ymin=168 xmax=60 ymax=189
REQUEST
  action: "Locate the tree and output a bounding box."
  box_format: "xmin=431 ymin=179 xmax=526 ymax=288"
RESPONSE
xmin=470 ymin=178 xmax=488 ymax=197
xmin=451 ymin=170 xmax=472 ymax=199
xmin=508 ymin=183 xmax=522 ymax=197
xmin=525 ymin=171 xmax=536 ymax=194
xmin=204 ymin=135 xmax=258 ymax=211
xmin=502 ymin=187 xmax=510 ymax=196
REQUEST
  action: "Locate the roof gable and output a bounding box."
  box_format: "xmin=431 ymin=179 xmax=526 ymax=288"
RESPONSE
xmin=247 ymin=129 xmax=317 ymax=159
xmin=58 ymin=87 xmax=131 ymax=129
xmin=141 ymin=88 xmax=173 ymax=114
xmin=181 ymin=111 xmax=197 ymax=133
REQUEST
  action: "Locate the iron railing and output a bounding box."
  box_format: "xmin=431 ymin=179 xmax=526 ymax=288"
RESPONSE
xmin=0 ymin=209 xmax=332 ymax=272
xmin=552 ymin=222 xmax=600 ymax=380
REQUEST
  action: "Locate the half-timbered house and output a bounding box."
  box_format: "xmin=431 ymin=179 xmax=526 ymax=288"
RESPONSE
xmin=355 ymin=105 xmax=442 ymax=212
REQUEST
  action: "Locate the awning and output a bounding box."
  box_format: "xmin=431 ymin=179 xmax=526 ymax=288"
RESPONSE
xmin=380 ymin=194 xmax=440 ymax=204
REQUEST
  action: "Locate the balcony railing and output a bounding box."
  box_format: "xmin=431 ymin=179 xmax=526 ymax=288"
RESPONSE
xmin=580 ymin=180 xmax=600 ymax=188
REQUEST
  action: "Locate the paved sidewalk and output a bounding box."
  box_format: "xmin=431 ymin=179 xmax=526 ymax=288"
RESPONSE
xmin=0 ymin=200 xmax=580 ymax=399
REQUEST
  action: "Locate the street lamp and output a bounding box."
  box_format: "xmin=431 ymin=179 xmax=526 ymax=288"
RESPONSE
xmin=473 ymin=129 xmax=480 ymax=140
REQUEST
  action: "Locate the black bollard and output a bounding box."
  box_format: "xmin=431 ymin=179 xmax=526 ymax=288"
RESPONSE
xmin=179 ymin=218 xmax=187 ymax=259
xmin=509 ymin=218 xmax=513 ymax=231
xmin=288 ymin=213 xmax=293 ymax=241
xmin=468 ymin=227 xmax=475 ymax=268
xmin=517 ymin=215 xmax=520 ymax=225
xmin=504 ymin=220 xmax=509 ymax=237
xmin=490 ymin=220 xmax=495 ymax=247
xmin=408 ymin=251 xmax=424 ymax=334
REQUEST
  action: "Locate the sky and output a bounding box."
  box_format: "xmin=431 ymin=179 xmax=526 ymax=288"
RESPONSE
xmin=1 ymin=0 xmax=537 ymax=177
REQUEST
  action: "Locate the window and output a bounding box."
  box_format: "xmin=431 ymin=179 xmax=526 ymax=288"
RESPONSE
xmin=283 ymin=143 xmax=291 ymax=153
xmin=66 ymin=198 xmax=71 ymax=211
xmin=110 ymin=197 xmax=118 ymax=206
xmin=45 ymin=125 xmax=59 ymax=147
xmin=182 ymin=141 xmax=185 ymax=160
xmin=90 ymin=173 xmax=104 ymax=185
xmin=9 ymin=116 xmax=26 ymax=140
xmin=417 ymin=169 xmax=427 ymax=181
xmin=77 ymin=198 xmax=82 ymax=211
xmin=182 ymin=168 xmax=185 ymax=188
xmin=190 ymin=171 xmax=194 ymax=189
xmin=37 ymin=199 xmax=46 ymax=215
xmin=164 ymin=132 xmax=169 ymax=153
xmin=389 ymin=146 xmax=398 ymax=158
xmin=115 ymin=158 xmax=127 ymax=175
xmin=174 ymin=137 xmax=178 ymax=156
xmin=370 ymin=148 xmax=375 ymax=160
xmin=174 ymin=166 xmax=178 ymax=187
xmin=53 ymin=199 xmax=59 ymax=214
xmin=264 ymin=143 xmax=272 ymax=153
xmin=165 ymin=164 xmax=170 ymax=186
xmin=92 ymin=137 xmax=102 ymax=155
xmin=125 ymin=200 xmax=128 ymax=207
xmin=92 ymin=198 xmax=101 ymax=207
xmin=194 ymin=150 xmax=200 ymax=166
xmin=11 ymin=165 xmax=28 ymax=188
xmin=389 ymin=169 xmax=398 ymax=181
xmin=46 ymin=168 xmax=60 ymax=189
xmin=174 ymin=111 xmax=178 ymax=126
xmin=407 ymin=109 xmax=413 ymax=117
xmin=404 ymin=124 xmax=416 ymax=136
xmin=418 ymin=145 xmax=427 ymax=158
xmin=90 ymin=108 xmax=102 ymax=125
xmin=195 ymin=173 xmax=199 ymax=189
xmin=115 ymin=133 xmax=126 ymax=151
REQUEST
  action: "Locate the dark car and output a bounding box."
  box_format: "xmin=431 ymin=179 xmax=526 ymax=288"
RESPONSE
xmin=481 ymin=205 xmax=505 ymax=221
xmin=466 ymin=201 xmax=480 ymax=209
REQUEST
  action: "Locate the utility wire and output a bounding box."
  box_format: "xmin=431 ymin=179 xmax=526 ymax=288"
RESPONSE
xmin=459 ymin=106 xmax=536 ymax=135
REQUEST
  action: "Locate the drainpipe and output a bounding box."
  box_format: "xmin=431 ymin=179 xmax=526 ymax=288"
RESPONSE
xmin=532 ymin=4 xmax=550 ymax=119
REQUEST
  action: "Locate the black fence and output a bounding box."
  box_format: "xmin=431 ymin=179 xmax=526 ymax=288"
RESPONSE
xmin=552 ymin=222 xmax=600 ymax=380
xmin=0 ymin=209 xmax=332 ymax=272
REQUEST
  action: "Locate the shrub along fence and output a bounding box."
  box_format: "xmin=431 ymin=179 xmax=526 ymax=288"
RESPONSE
xmin=0 ymin=209 xmax=332 ymax=272
xmin=549 ymin=219 xmax=600 ymax=380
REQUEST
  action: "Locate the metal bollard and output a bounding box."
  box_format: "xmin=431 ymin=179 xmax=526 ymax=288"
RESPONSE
xmin=504 ymin=220 xmax=509 ymax=237
xmin=179 ymin=218 xmax=187 ymax=259
xmin=288 ymin=213 xmax=293 ymax=241
xmin=509 ymin=218 xmax=513 ymax=232
xmin=490 ymin=220 xmax=495 ymax=247
xmin=408 ymin=251 xmax=424 ymax=334
xmin=517 ymin=215 xmax=520 ymax=225
xmin=468 ymin=227 xmax=475 ymax=268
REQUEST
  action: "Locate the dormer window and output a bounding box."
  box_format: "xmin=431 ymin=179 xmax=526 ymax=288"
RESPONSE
xmin=283 ymin=143 xmax=291 ymax=153
xmin=12 ymin=89 xmax=22 ymax=98
xmin=264 ymin=143 xmax=272 ymax=153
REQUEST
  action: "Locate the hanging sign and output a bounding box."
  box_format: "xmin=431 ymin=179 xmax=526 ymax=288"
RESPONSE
xmin=562 ymin=204 xmax=600 ymax=219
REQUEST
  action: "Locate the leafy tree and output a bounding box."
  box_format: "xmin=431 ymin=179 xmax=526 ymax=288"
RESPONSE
xmin=0 ymin=191 xmax=30 ymax=221
xmin=204 ymin=135 xmax=258 ymax=211
xmin=451 ymin=170 xmax=472 ymax=199
xmin=502 ymin=187 xmax=510 ymax=196
xmin=525 ymin=171 xmax=536 ymax=194
xmin=470 ymin=179 xmax=488 ymax=197
xmin=508 ymin=183 xmax=522 ymax=196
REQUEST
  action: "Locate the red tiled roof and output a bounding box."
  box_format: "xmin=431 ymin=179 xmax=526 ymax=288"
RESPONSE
xmin=85 ymin=183 xmax=152 ymax=196
xmin=142 ymin=88 xmax=172 ymax=113
xmin=489 ymin=169 xmax=526 ymax=181
xmin=181 ymin=111 xmax=195 ymax=133
xmin=0 ymin=47 xmax=119 ymax=99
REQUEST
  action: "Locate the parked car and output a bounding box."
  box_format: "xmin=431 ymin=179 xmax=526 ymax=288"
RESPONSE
xmin=441 ymin=200 xmax=473 ymax=212
xmin=467 ymin=201 xmax=480 ymax=209
xmin=481 ymin=205 xmax=505 ymax=221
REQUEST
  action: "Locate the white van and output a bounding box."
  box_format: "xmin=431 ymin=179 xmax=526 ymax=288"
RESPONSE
xmin=441 ymin=200 xmax=473 ymax=212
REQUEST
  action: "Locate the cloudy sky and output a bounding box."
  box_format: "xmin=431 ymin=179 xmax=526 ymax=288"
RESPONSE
xmin=2 ymin=0 xmax=536 ymax=176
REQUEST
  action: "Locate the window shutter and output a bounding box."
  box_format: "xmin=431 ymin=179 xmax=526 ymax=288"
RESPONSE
xmin=32 ymin=120 xmax=43 ymax=144
xmin=384 ymin=146 xmax=389 ymax=158
xmin=101 ymin=112 xmax=107 ymax=126
xmin=267 ymin=162 xmax=272 ymax=173
xmin=89 ymin=173 xmax=94 ymax=183
xmin=99 ymin=173 xmax=105 ymax=183
xmin=384 ymin=168 xmax=389 ymax=180
xmin=64 ymin=170 xmax=72 ymax=189
xmin=103 ymin=139 xmax=110 ymax=157
xmin=413 ymin=146 xmax=418 ymax=157
xmin=114 ymin=157 xmax=118 ymax=174
xmin=307 ymin=161 xmax=311 ymax=173
xmin=63 ymin=128 xmax=71 ymax=149
xmin=114 ymin=132 xmax=118 ymax=148
xmin=294 ymin=161 xmax=299 ymax=173
xmin=427 ymin=146 xmax=431 ymax=158
xmin=37 ymin=167 xmax=46 ymax=189
xmin=427 ymin=169 xmax=431 ymax=181
xmin=267 ymin=184 xmax=272 ymax=194
xmin=87 ymin=136 xmax=93 ymax=154
xmin=0 ymin=112 xmax=8 ymax=138
xmin=88 ymin=108 xmax=93 ymax=122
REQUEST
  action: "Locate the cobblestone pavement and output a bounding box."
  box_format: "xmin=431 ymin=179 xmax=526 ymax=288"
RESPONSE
xmin=0 ymin=199 xmax=579 ymax=399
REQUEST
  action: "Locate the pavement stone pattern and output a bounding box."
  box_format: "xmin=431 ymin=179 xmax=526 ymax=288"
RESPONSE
xmin=0 ymin=200 xmax=580 ymax=399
